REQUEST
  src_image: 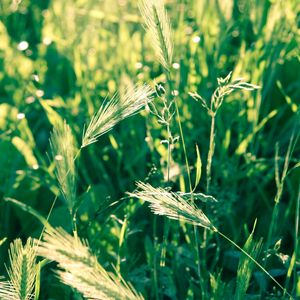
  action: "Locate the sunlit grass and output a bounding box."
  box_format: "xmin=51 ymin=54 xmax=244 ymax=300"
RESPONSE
xmin=0 ymin=0 xmax=299 ymax=299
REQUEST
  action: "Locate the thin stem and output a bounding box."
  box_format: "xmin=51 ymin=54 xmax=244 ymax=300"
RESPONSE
xmin=72 ymin=213 xmax=78 ymax=236
xmin=165 ymin=66 xmax=204 ymax=297
xmin=153 ymin=3 xmax=202 ymax=294
xmin=165 ymin=72 xmax=193 ymax=194
xmin=167 ymin=123 xmax=171 ymax=183
xmin=160 ymin=123 xmax=171 ymax=267
xmin=153 ymin=217 xmax=160 ymax=300
xmin=294 ymin=186 xmax=299 ymax=290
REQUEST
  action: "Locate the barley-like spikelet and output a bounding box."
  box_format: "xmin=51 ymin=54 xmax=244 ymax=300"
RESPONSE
xmin=139 ymin=0 xmax=173 ymax=70
xmin=50 ymin=121 xmax=77 ymax=213
xmin=0 ymin=238 xmax=38 ymax=300
xmin=38 ymin=227 xmax=144 ymax=300
xmin=128 ymin=182 xmax=215 ymax=230
xmin=82 ymin=84 xmax=153 ymax=148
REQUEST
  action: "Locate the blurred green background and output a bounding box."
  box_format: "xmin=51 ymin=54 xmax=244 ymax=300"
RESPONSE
xmin=0 ymin=0 xmax=299 ymax=299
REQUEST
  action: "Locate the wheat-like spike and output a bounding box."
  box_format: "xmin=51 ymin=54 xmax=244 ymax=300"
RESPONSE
xmin=128 ymin=182 xmax=215 ymax=230
xmin=82 ymin=84 xmax=153 ymax=148
xmin=0 ymin=238 xmax=38 ymax=300
xmin=50 ymin=121 xmax=77 ymax=213
xmin=139 ymin=0 xmax=173 ymax=70
xmin=38 ymin=227 xmax=144 ymax=300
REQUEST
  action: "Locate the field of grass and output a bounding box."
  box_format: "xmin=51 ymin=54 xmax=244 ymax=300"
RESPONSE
xmin=0 ymin=0 xmax=299 ymax=299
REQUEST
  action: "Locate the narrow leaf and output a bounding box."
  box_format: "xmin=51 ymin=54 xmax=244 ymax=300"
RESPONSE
xmin=194 ymin=144 xmax=202 ymax=190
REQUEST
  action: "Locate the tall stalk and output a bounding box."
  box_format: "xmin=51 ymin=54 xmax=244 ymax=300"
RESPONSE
xmin=164 ymin=37 xmax=206 ymax=300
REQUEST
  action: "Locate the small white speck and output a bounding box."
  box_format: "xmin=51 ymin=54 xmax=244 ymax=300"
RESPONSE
xmin=17 ymin=113 xmax=25 ymax=120
xmin=32 ymin=74 xmax=39 ymax=82
xmin=232 ymin=30 xmax=239 ymax=37
xmin=137 ymin=73 xmax=144 ymax=80
xmin=192 ymin=36 xmax=201 ymax=43
xmin=17 ymin=41 xmax=29 ymax=51
xmin=171 ymin=90 xmax=179 ymax=96
xmin=32 ymin=164 xmax=39 ymax=170
xmin=43 ymin=37 xmax=52 ymax=45
xmin=26 ymin=96 xmax=35 ymax=104
xmin=55 ymin=155 xmax=63 ymax=161
xmin=172 ymin=63 xmax=180 ymax=70
xmin=135 ymin=62 xmax=143 ymax=69
xmin=143 ymin=66 xmax=150 ymax=72
xmin=36 ymin=90 xmax=44 ymax=97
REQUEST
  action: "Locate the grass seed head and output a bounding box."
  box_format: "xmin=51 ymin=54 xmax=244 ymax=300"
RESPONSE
xmin=139 ymin=0 xmax=173 ymax=70
xmin=50 ymin=121 xmax=77 ymax=214
xmin=0 ymin=238 xmax=38 ymax=300
xmin=82 ymin=84 xmax=153 ymax=148
xmin=38 ymin=227 xmax=144 ymax=300
xmin=128 ymin=182 xmax=214 ymax=230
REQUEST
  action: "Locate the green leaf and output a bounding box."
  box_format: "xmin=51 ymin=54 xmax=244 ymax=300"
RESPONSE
xmin=40 ymin=99 xmax=64 ymax=128
xmin=33 ymin=259 xmax=47 ymax=300
xmin=12 ymin=136 xmax=38 ymax=167
xmin=0 ymin=237 xmax=7 ymax=247
xmin=4 ymin=197 xmax=49 ymax=227
xmin=194 ymin=144 xmax=202 ymax=190
xmin=34 ymin=262 xmax=41 ymax=300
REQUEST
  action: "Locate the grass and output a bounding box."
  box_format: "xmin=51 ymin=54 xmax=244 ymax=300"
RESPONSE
xmin=0 ymin=0 xmax=299 ymax=299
